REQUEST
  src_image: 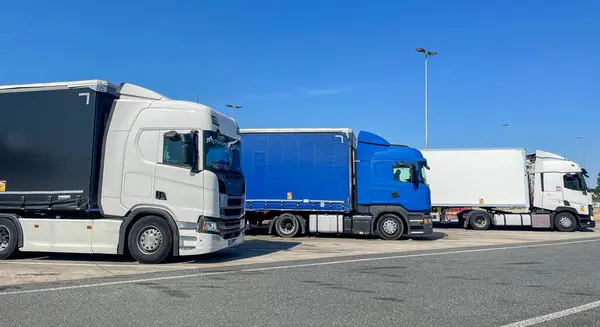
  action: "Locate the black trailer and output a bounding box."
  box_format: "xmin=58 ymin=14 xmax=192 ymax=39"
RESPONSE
xmin=0 ymin=81 xmax=118 ymax=213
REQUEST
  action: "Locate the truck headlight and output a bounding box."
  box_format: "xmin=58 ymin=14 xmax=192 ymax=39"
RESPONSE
xmin=240 ymin=219 xmax=246 ymax=229
xmin=199 ymin=220 xmax=219 ymax=233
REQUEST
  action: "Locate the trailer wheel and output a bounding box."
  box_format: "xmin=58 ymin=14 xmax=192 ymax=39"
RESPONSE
xmin=274 ymin=213 xmax=299 ymax=238
xmin=554 ymin=212 xmax=577 ymax=232
xmin=470 ymin=211 xmax=491 ymax=230
xmin=376 ymin=214 xmax=404 ymax=240
xmin=0 ymin=218 xmax=18 ymax=260
xmin=128 ymin=215 xmax=173 ymax=264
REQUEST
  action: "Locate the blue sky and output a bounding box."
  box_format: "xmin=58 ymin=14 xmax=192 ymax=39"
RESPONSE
xmin=1 ymin=0 xmax=599 ymax=186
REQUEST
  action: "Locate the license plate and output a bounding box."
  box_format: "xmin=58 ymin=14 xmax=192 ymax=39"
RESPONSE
xmin=228 ymin=238 xmax=236 ymax=246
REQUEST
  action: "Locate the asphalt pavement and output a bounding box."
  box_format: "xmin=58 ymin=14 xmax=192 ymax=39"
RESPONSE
xmin=1 ymin=238 xmax=600 ymax=327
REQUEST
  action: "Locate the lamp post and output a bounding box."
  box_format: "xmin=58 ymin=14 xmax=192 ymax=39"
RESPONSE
xmin=502 ymin=123 xmax=511 ymax=145
xmin=415 ymin=48 xmax=437 ymax=149
xmin=226 ymin=104 xmax=242 ymax=119
xmin=576 ymin=136 xmax=586 ymax=168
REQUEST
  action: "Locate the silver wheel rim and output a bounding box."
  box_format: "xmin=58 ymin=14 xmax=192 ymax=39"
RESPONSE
xmin=474 ymin=216 xmax=487 ymax=228
xmin=279 ymin=218 xmax=295 ymax=235
xmin=382 ymin=219 xmax=399 ymax=235
xmin=0 ymin=225 xmax=10 ymax=252
xmin=559 ymin=217 xmax=573 ymax=228
xmin=137 ymin=226 xmax=163 ymax=254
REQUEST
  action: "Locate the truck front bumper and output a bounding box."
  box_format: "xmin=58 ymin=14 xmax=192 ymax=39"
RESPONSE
xmin=579 ymin=218 xmax=595 ymax=229
xmin=408 ymin=215 xmax=434 ymax=235
xmin=177 ymin=228 xmax=245 ymax=256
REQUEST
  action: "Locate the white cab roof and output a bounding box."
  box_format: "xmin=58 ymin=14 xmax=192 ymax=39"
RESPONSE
xmin=0 ymin=79 xmax=118 ymax=93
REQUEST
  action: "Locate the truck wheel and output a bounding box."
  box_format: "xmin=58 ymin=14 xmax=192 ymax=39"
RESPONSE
xmin=128 ymin=216 xmax=173 ymax=264
xmin=0 ymin=219 xmax=18 ymax=260
xmin=470 ymin=211 xmax=491 ymax=230
xmin=554 ymin=212 xmax=577 ymax=232
xmin=274 ymin=213 xmax=299 ymax=238
xmin=377 ymin=214 xmax=404 ymax=240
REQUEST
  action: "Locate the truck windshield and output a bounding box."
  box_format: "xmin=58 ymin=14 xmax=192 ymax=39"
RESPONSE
xmin=203 ymin=131 xmax=241 ymax=173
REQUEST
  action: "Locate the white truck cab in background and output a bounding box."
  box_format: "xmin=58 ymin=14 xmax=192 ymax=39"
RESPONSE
xmin=0 ymin=80 xmax=245 ymax=263
xmin=422 ymin=148 xmax=595 ymax=232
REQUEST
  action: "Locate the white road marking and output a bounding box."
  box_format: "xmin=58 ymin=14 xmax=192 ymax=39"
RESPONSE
xmin=500 ymin=300 xmax=600 ymax=327
xmin=0 ymin=238 xmax=598 ymax=296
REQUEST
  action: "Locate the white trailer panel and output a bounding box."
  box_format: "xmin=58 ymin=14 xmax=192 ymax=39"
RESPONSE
xmin=421 ymin=148 xmax=530 ymax=208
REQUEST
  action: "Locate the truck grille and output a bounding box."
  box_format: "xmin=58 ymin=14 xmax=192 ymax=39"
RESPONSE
xmin=218 ymin=218 xmax=243 ymax=240
xmin=223 ymin=208 xmax=243 ymax=217
xmin=228 ymin=198 xmax=243 ymax=206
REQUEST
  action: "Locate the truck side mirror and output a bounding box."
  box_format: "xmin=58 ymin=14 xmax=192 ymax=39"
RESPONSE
xmin=410 ymin=166 xmax=419 ymax=185
xmin=181 ymin=132 xmax=199 ymax=173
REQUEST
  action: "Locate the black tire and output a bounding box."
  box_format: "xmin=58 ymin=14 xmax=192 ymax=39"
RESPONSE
xmin=554 ymin=212 xmax=577 ymax=232
xmin=470 ymin=211 xmax=492 ymax=230
xmin=128 ymin=216 xmax=173 ymax=264
xmin=0 ymin=218 xmax=18 ymax=260
xmin=376 ymin=214 xmax=405 ymax=240
xmin=274 ymin=213 xmax=299 ymax=238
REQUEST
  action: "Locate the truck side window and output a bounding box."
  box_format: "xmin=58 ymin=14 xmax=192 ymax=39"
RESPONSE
xmin=563 ymin=174 xmax=583 ymax=191
xmin=392 ymin=163 xmax=411 ymax=183
xmin=163 ymin=137 xmax=189 ymax=168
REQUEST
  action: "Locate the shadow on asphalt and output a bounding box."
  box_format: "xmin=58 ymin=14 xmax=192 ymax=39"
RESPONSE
xmin=172 ymin=239 xmax=301 ymax=264
xmin=11 ymin=239 xmax=302 ymax=264
xmin=409 ymin=232 xmax=447 ymax=241
xmin=248 ymin=226 xmax=448 ymax=242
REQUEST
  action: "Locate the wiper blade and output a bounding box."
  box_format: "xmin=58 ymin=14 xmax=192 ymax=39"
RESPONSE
xmin=227 ymin=139 xmax=240 ymax=148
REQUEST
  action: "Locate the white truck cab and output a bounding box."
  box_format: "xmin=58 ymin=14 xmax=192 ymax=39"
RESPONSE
xmin=528 ymin=150 xmax=595 ymax=227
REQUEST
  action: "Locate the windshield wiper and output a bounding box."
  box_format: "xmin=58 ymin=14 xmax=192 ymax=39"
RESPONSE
xmin=227 ymin=139 xmax=240 ymax=148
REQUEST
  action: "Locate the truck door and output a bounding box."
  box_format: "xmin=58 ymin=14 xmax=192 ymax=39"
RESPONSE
xmin=540 ymin=173 xmax=564 ymax=211
xmin=153 ymin=130 xmax=205 ymax=223
xmin=369 ymin=160 xmax=423 ymax=211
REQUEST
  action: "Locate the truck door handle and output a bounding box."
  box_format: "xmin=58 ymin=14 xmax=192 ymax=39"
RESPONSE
xmin=155 ymin=191 xmax=167 ymax=201
xmin=391 ymin=192 xmax=399 ymax=198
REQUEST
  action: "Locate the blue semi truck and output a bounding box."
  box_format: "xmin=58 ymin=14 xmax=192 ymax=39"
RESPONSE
xmin=240 ymin=128 xmax=433 ymax=240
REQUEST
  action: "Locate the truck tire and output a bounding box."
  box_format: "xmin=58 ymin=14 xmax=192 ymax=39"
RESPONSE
xmin=469 ymin=211 xmax=491 ymax=230
xmin=0 ymin=218 xmax=18 ymax=260
xmin=376 ymin=214 xmax=404 ymax=240
xmin=554 ymin=212 xmax=577 ymax=232
xmin=128 ymin=215 xmax=173 ymax=264
xmin=274 ymin=213 xmax=299 ymax=238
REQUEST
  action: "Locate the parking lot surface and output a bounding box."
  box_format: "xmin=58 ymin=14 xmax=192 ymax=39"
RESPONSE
xmin=1 ymin=228 xmax=599 ymax=327
xmin=1 ymin=226 xmax=598 ymax=286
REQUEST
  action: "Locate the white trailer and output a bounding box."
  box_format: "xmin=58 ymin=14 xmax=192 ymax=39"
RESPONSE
xmin=0 ymin=80 xmax=246 ymax=263
xmin=421 ymin=148 xmax=595 ymax=232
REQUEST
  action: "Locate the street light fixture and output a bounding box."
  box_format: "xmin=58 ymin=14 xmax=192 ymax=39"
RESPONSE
xmin=502 ymin=123 xmax=511 ymax=145
xmin=415 ymin=47 xmax=437 ymax=148
xmin=226 ymin=104 xmax=242 ymax=119
xmin=576 ymin=136 xmax=586 ymax=168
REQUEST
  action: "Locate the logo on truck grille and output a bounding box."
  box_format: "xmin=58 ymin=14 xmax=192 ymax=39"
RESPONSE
xmin=0 ymin=180 xmax=5 ymax=192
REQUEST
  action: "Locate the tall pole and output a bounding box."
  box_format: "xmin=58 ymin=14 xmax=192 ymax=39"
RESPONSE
xmin=425 ymin=55 xmax=429 ymax=149
xmin=577 ymin=136 xmax=586 ymax=167
xmin=415 ymin=48 xmax=437 ymax=149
